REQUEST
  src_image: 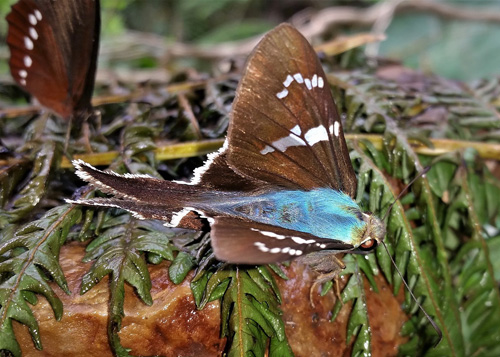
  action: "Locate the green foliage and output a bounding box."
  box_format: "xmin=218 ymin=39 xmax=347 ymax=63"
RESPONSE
xmin=0 ymin=142 xmax=59 ymax=225
xmin=330 ymin=68 xmax=500 ymax=356
xmin=0 ymin=204 xmax=81 ymax=356
xmin=194 ymin=265 xmax=293 ymax=357
xmin=81 ymin=212 xmax=180 ymax=356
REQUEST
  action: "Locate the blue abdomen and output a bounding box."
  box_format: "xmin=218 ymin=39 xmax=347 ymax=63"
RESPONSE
xmin=206 ymin=188 xmax=366 ymax=244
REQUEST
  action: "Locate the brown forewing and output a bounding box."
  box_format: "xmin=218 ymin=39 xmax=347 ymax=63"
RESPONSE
xmin=226 ymin=23 xmax=357 ymax=196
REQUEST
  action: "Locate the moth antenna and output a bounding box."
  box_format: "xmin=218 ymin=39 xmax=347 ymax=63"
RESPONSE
xmin=382 ymin=166 xmax=431 ymax=222
xmin=381 ymin=241 xmax=442 ymax=347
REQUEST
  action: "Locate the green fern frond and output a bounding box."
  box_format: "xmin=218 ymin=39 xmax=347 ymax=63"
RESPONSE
xmin=80 ymin=212 xmax=180 ymax=356
xmin=194 ymin=265 xmax=293 ymax=356
xmin=449 ymin=162 xmax=500 ymax=357
xmin=0 ymin=204 xmax=81 ymax=356
xmin=0 ymin=142 xmax=58 ymax=225
xmin=332 ymin=68 xmax=500 ymax=356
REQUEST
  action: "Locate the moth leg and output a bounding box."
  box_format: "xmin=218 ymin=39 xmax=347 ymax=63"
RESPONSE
xmin=299 ymin=253 xmax=346 ymax=308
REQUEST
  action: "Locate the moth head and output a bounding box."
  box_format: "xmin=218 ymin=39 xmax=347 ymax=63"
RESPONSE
xmin=357 ymin=212 xmax=385 ymax=252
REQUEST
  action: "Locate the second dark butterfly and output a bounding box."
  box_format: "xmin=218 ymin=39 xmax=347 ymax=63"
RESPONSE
xmin=6 ymin=0 xmax=100 ymax=120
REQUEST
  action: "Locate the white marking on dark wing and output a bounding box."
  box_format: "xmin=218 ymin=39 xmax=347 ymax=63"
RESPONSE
xmin=260 ymin=123 xmax=331 ymax=155
xmin=255 ymin=242 xmax=269 ymax=252
xmin=304 ymin=78 xmax=312 ymax=90
xmin=29 ymin=27 xmax=38 ymax=40
xmin=251 ymin=228 xmax=315 ymax=247
xmin=290 ymin=125 xmax=301 ymax=135
xmin=276 ymin=73 xmax=324 ymax=99
xmin=312 ymin=74 xmax=318 ymax=88
xmin=28 ymin=14 xmax=37 ymax=25
xmin=34 ymin=9 xmax=42 ymax=21
xmin=333 ymin=121 xmax=340 ymax=137
xmin=72 ymin=159 xmax=154 ymax=201
xmin=174 ymin=138 xmax=229 ymax=186
xmin=251 ymin=228 xmax=286 ymax=240
xmin=24 ymin=36 xmax=33 ymax=50
xmin=318 ymin=77 xmax=324 ymax=88
xmin=283 ymin=74 xmax=294 ymax=87
xmin=293 ymin=73 xmax=304 ymax=83
xmin=253 ymin=242 xmax=303 ymax=256
xmin=291 ymin=236 xmax=316 ymax=244
xmin=170 ymin=207 xmax=195 ymax=227
xmin=65 ymin=199 xmax=147 ymax=220
xmin=304 ymin=125 xmax=328 ymax=146
xmin=19 ymin=70 xmax=27 ymax=78
xmin=276 ymin=88 xmax=288 ymax=99
xmin=24 ymin=55 xmax=32 ymax=67
xmin=260 ymin=131 xmax=306 ymax=155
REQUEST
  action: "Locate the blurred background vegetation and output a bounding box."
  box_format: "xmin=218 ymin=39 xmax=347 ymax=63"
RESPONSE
xmin=0 ymin=0 xmax=499 ymax=82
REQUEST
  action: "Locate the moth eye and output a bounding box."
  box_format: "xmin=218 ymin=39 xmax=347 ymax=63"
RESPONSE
xmin=359 ymin=238 xmax=377 ymax=251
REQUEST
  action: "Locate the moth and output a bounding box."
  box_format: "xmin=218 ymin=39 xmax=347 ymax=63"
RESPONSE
xmin=68 ymin=23 xmax=385 ymax=285
xmin=6 ymin=0 xmax=100 ymax=120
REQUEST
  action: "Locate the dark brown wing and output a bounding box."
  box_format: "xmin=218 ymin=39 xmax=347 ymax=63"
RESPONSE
xmin=226 ymin=23 xmax=356 ymax=196
xmin=6 ymin=0 xmax=100 ymax=119
xmin=211 ymin=217 xmax=354 ymax=264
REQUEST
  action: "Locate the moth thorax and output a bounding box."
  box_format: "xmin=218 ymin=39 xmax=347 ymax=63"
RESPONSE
xmin=359 ymin=213 xmax=385 ymax=251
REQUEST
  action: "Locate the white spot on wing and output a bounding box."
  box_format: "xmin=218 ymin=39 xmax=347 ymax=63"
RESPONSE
xmin=20 ymin=79 xmax=26 ymax=86
xmin=251 ymin=228 xmax=314 ymax=252
xmin=251 ymin=228 xmax=286 ymax=240
xmin=260 ymin=132 xmax=306 ymax=155
xmin=34 ymin=9 xmax=42 ymax=21
xmin=261 ymin=146 xmax=274 ymax=155
xmin=333 ymin=121 xmax=340 ymax=137
xmin=24 ymin=36 xmax=34 ymax=50
xmin=254 ymin=242 xmax=299 ymax=256
xmin=255 ymin=242 xmax=270 ymax=253
xmin=304 ymin=78 xmax=312 ymax=90
xmin=291 ymin=237 xmax=316 ymax=244
xmin=318 ymin=77 xmax=325 ymax=88
xmin=29 ymin=27 xmax=38 ymax=40
xmin=276 ymin=88 xmax=288 ymax=99
xmin=19 ymin=70 xmax=27 ymax=78
xmin=290 ymin=125 xmax=301 ymax=136
xmin=312 ymin=74 xmax=318 ymax=88
xmin=283 ymin=74 xmax=294 ymax=87
xmin=304 ymin=125 xmax=329 ymax=146
xmin=24 ymin=55 xmax=32 ymax=68
xmin=293 ymin=73 xmax=304 ymax=83
xmin=28 ymin=14 xmax=37 ymax=25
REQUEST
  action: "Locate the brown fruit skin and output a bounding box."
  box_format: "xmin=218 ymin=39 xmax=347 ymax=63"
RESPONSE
xmin=13 ymin=242 xmax=224 ymax=357
xmin=14 ymin=242 xmax=406 ymax=356
xmin=278 ymin=263 xmax=407 ymax=357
